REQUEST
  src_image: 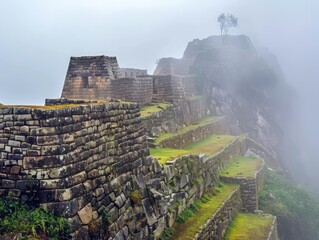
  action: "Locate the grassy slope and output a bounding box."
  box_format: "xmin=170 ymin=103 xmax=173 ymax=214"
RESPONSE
xmin=220 ymin=156 xmax=262 ymax=178
xmin=259 ymin=170 xmax=319 ymax=240
xmin=224 ymin=213 xmax=274 ymax=240
xmin=155 ymin=116 xmax=221 ymax=143
xmin=150 ymin=135 xmax=235 ymax=164
xmin=140 ymin=103 xmax=171 ymax=117
xmin=171 ymin=183 xmax=238 ymax=240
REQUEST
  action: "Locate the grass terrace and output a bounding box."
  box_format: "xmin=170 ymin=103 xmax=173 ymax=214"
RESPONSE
xmin=184 ymin=135 xmax=235 ymax=155
xmin=170 ymin=183 xmax=239 ymax=240
xmin=151 ymin=135 xmax=235 ymax=165
xmin=140 ymin=102 xmax=171 ymax=117
xmin=186 ymin=95 xmax=204 ymax=100
xmin=221 ymin=156 xmax=263 ymax=178
xmin=155 ymin=116 xmax=222 ymax=144
xmin=224 ymin=213 xmax=275 ymax=240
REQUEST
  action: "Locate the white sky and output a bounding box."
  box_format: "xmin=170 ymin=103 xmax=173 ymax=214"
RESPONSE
xmin=0 ymin=0 xmax=318 ymax=104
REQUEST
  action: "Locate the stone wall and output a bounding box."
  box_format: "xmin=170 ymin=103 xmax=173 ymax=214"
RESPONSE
xmin=61 ymin=56 xmax=120 ymax=101
xmin=119 ymin=68 xmax=148 ymax=78
xmin=0 ymin=103 xmax=153 ymax=238
xmin=0 ymin=102 xmax=277 ymax=239
xmin=194 ymin=188 xmax=242 ymax=240
xmin=152 ymin=75 xmax=196 ymax=102
xmin=268 ymin=217 xmax=280 ymax=240
xmin=220 ymin=161 xmax=266 ymax=212
xmin=110 ymin=77 xmax=153 ymax=103
xmin=158 ymin=117 xmax=228 ymax=149
xmin=142 ymin=98 xmax=207 ymax=136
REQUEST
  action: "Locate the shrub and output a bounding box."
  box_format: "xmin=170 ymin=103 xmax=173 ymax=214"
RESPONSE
xmin=129 ymin=190 xmax=142 ymax=205
xmin=0 ymin=198 xmax=70 ymax=239
xmin=259 ymin=170 xmax=319 ymax=240
xmin=160 ymin=228 xmax=174 ymax=240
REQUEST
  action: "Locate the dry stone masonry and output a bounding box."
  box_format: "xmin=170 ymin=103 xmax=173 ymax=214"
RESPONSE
xmin=61 ymin=55 xmax=197 ymax=104
xmin=1 ymin=35 xmax=281 ymax=239
xmin=0 ymin=101 xmax=276 ymax=239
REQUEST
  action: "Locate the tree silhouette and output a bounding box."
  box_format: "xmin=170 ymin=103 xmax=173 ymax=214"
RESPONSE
xmin=217 ymin=13 xmax=238 ymax=36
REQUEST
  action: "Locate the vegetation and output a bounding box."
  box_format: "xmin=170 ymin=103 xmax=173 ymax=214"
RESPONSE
xmin=224 ymin=213 xmax=274 ymax=240
xmin=259 ymin=170 xmax=319 ymax=240
xmin=0 ymin=198 xmax=70 ymax=239
xmin=149 ymin=147 xmax=189 ymax=165
xmin=140 ymin=102 xmax=171 ymax=117
xmin=170 ymin=183 xmax=238 ymax=240
xmin=160 ymin=228 xmax=175 ymax=240
xmin=220 ymin=156 xmax=263 ymax=178
xmin=150 ymin=134 xmax=235 ymax=165
xmin=129 ymin=190 xmax=142 ymax=205
xmin=155 ymin=116 xmax=221 ymax=144
xmin=217 ymin=13 xmax=238 ymax=36
xmin=151 ymin=135 xmax=235 ymax=165
xmin=184 ymin=135 xmax=235 ymax=155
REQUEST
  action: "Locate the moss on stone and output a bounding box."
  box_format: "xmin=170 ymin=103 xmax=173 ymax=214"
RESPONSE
xmin=155 ymin=116 xmax=221 ymax=144
xmin=140 ymin=103 xmax=171 ymax=117
xmin=220 ymin=156 xmax=263 ymax=178
xmin=224 ymin=213 xmax=274 ymax=240
xmin=170 ymin=183 xmax=239 ymax=240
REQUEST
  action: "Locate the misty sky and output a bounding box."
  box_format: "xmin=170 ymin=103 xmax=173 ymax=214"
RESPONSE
xmin=1 ymin=1 xmax=319 ymax=185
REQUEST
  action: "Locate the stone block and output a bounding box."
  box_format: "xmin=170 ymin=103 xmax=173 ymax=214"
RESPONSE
xmin=78 ymin=203 xmax=93 ymax=225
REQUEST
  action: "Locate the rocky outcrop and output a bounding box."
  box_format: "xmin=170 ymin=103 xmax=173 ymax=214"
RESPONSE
xmin=155 ymin=35 xmax=292 ymax=167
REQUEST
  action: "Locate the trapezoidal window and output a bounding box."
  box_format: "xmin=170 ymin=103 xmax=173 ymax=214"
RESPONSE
xmin=82 ymin=76 xmax=89 ymax=88
xmin=153 ymin=78 xmax=158 ymax=94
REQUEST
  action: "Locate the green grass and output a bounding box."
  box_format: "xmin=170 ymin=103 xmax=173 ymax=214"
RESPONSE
xmin=259 ymin=170 xmax=319 ymax=240
xmin=140 ymin=103 xmax=171 ymax=117
xmin=184 ymin=135 xmax=235 ymax=155
xmin=150 ymin=148 xmax=189 ymax=165
xmin=0 ymin=198 xmax=70 ymax=239
xmin=151 ymin=135 xmax=235 ymax=165
xmin=170 ymin=183 xmax=238 ymax=240
xmin=220 ymin=156 xmax=263 ymax=178
xmin=155 ymin=116 xmax=221 ymax=144
xmin=224 ymin=213 xmax=274 ymax=240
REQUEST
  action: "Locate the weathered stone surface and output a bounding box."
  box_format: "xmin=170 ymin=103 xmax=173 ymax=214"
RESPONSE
xmin=78 ymin=204 xmax=93 ymax=225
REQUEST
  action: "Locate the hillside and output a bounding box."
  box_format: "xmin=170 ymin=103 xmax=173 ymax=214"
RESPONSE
xmin=155 ymin=35 xmax=293 ymax=165
xmin=0 ymin=35 xmax=318 ymax=240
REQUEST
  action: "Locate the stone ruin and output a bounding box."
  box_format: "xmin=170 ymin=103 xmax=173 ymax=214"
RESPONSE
xmin=61 ymin=55 xmax=197 ymax=104
xmin=0 ymin=36 xmax=280 ymax=240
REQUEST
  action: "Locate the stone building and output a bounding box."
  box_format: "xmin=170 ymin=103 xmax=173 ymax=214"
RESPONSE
xmin=61 ymin=55 xmax=197 ymax=104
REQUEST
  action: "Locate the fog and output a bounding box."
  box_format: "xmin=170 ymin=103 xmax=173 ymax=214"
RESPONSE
xmin=1 ymin=0 xmax=319 ymax=191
